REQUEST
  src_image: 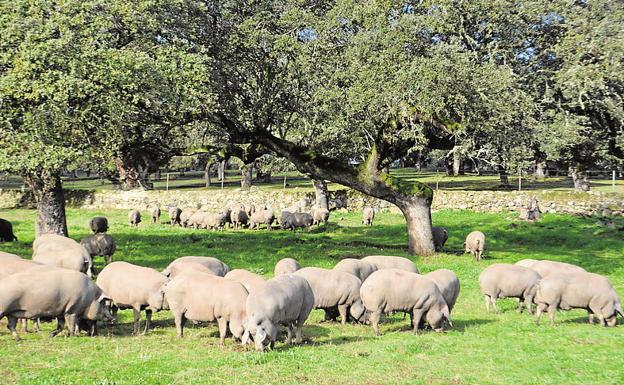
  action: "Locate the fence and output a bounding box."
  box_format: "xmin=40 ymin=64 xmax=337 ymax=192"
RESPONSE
xmin=1 ymin=168 xmax=623 ymax=194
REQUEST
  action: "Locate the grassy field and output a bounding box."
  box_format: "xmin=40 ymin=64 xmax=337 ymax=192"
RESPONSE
xmin=0 ymin=208 xmax=623 ymax=385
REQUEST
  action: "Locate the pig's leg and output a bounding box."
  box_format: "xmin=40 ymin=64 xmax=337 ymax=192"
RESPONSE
xmin=173 ymin=311 xmax=185 ymax=338
xmin=143 ymin=309 xmax=152 ymax=335
xmin=217 ymin=317 xmax=228 ymax=345
xmin=535 ymin=303 xmax=547 ymax=325
xmin=132 ymin=308 xmax=141 ymax=335
xmin=412 ymin=309 xmax=424 ymax=335
xmin=51 ymin=317 xmax=65 ymax=337
xmin=369 ymin=310 xmax=382 ymax=336
xmin=338 ymin=305 xmax=348 ymax=325
xmin=65 ymin=315 xmax=77 ymax=337
xmin=7 ymin=316 xmax=20 ymax=341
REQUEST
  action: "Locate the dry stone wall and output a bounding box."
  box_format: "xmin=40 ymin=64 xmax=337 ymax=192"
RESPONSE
xmin=1 ymin=187 xmax=623 ymax=217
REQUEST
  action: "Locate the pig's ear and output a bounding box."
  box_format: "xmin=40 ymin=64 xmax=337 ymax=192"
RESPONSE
xmin=441 ymin=303 xmax=452 ymax=327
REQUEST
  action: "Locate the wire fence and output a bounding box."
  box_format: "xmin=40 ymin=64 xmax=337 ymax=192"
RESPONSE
xmin=1 ymin=168 xmax=623 ymax=193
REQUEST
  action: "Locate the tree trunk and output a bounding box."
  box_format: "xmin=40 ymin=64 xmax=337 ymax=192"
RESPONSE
xmin=312 ymin=179 xmax=329 ymax=209
xmin=498 ymin=165 xmax=510 ymax=187
xmin=241 ymin=163 xmax=253 ymax=189
xmin=114 ymin=157 xmax=140 ymax=190
xmin=396 ymin=196 xmax=435 ymax=256
xmin=534 ymin=161 xmax=546 ymax=180
xmin=570 ymin=165 xmax=590 ymax=191
xmin=205 ymin=162 xmax=212 ymax=187
xmin=24 ymin=171 xmax=68 ymax=237
xmin=452 ymin=150 xmax=462 ymax=176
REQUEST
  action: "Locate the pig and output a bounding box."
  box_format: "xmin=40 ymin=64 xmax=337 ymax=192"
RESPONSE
xmin=128 ymin=210 xmax=141 ymax=227
xmin=203 ymin=212 xmax=229 ymax=231
xmin=362 ymin=207 xmax=375 ymax=226
xmin=0 ymin=251 xmax=21 ymax=260
xmin=360 ymin=269 xmax=451 ymax=335
xmin=248 ymin=209 xmax=275 ymax=230
xmin=479 ymin=263 xmax=541 ymax=313
xmin=274 ymin=258 xmax=301 ymax=276
xmin=187 ymin=211 xmax=208 ymax=229
xmin=80 ymin=233 xmax=116 ymax=265
xmin=225 ymin=269 xmax=266 ymax=293
xmin=32 ymin=234 xmax=94 ymax=278
xmin=162 ymin=256 xmax=230 ymax=277
xmin=432 ymin=227 xmax=448 ymax=252
xmin=165 ymin=271 xmax=249 ymax=344
xmin=279 ymin=210 xmax=292 ymax=229
xmin=89 ymin=217 xmax=109 ymax=233
xmin=167 ymin=261 xmax=218 ymax=278
xmin=465 ymin=231 xmax=486 ymax=261
xmin=281 ymin=212 xmax=313 ymax=231
xmin=180 ymin=208 xmax=196 ymax=227
xmin=311 ymin=207 xmax=330 ymax=226
xmin=0 ymin=268 xmax=114 ymax=340
xmin=333 ymin=258 xmax=378 ymax=282
xmin=169 ymin=207 xmax=182 ymax=226
xmin=0 ymin=258 xmax=45 ymax=280
xmin=0 ymin=218 xmax=17 ymax=242
xmin=294 ymin=267 xmax=367 ymax=324
xmin=96 ymin=261 xmax=169 ymax=334
xmin=242 ymin=274 xmax=315 ymax=351
xmin=515 ymin=259 xmax=586 ymax=278
xmin=230 ymin=205 xmax=249 ymax=229
xmin=361 ymin=255 xmax=419 ymax=273
xmin=535 ymin=271 xmax=623 ymax=326
xmin=425 ymin=269 xmax=460 ymax=312
xmin=151 ymin=206 xmax=161 ymax=224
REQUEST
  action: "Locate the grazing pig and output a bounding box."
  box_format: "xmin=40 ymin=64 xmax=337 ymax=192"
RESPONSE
xmin=0 ymin=258 xmax=46 ymax=280
xmin=279 ymin=210 xmax=292 ymax=229
xmin=362 ymin=207 xmax=375 ymax=226
xmin=32 ymin=234 xmax=94 ymax=278
xmin=168 ymin=261 xmax=218 ymax=278
xmin=361 ymin=255 xmax=419 ymax=273
xmin=311 ymin=207 xmax=330 ymax=226
xmin=242 ymin=274 xmax=315 ymax=351
xmin=465 ymin=231 xmax=486 ymax=261
xmin=361 ymin=269 xmax=451 ymax=335
xmin=187 ymin=211 xmax=208 ymax=229
xmin=294 ymin=267 xmax=367 ymax=324
xmin=333 ymin=258 xmax=378 ymax=282
xmin=282 ymin=212 xmax=313 ymax=231
xmin=96 ymin=262 xmax=169 ymax=334
xmin=225 ymin=269 xmax=266 ymax=292
xmin=169 ymin=207 xmax=182 ymax=226
xmin=180 ymin=208 xmax=196 ymax=227
xmin=249 ymin=209 xmax=275 ymax=230
xmin=479 ymin=263 xmax=541 ymax=313
xmin=165 ymin=271 xmax=248 ymax=344
xmin=0 ymin=218 xmax=18 ymax=242
xmin=128 ymin=210 xmax=141 ymax=227
xmin=274 ymin=258 xmax=301 ymax=276
xmin=0 ymin=251 xmax=21 ymax=260
xmin=535 ymin=272 xmax=623 ymax=326
xmin=89 ymin=217 xmax=109 ymax=233
xmin=162 ymin=256 xmax=230 ymax=277
xmin=81 ymin=233 xmax=116 ymax=265
xmin=151 ymin=206 xmax=161 ymax=224
xmin=424 ymin=269 xmax=460 ymax=312
xmin=432 ymin=227 xmax=448 ymax=252
xmin=203 ymin=212 xmax=229 ymax=231
xmin=0 ymin=268 xmax=114 ymax=340
xmin=230 ymin=206 xmax=249 ymax=229
xmin=515 ymin=259 xmax=586 ymax=278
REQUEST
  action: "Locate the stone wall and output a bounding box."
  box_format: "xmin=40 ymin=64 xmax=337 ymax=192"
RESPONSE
xmin=1 ymin=187 xmax=623 ymax=217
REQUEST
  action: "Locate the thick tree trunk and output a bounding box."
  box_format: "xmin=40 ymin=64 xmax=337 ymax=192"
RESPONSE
xmin=534 ymin=161 xmax=546 ymax=180
xmin=241 ymin=163 xmax=253 ymax=189
xmin=256 ymin=169 xmax=272 ymax=183
xmin=205 ymin=162 xmax=212 ymax=187
xmin=452 ymin=151 xmax=462 ymax=176
xmin=570 ymin=165 xmax=590 ymax=191
xmin=24 ymin=171 xmax=68 ymax=237
xmin=498 ymin=165 xmax=510 ymax=187
xmin=114 ymin=157 xmax=141 ymax=190
xmin=312 ymin=179 xmax=329 ymax=209
xmin=396 ymin=197 xmax=435 ymax=256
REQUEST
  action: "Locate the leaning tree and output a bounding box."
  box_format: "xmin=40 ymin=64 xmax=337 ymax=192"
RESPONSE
xmin=199 ymin=0 xmax=532 ymax=255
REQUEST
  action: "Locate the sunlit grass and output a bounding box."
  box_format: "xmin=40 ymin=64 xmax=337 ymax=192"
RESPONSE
xmin=0 ymin=208 xmax=623 ymax=385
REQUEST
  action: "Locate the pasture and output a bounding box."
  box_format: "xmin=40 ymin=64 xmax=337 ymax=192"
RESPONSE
xmin=0 ymin=208 xmax=623 ymax=385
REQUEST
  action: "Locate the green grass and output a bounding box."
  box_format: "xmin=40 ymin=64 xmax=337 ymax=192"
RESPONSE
xmin=0 ymin=208 xmax=623 ymax=385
